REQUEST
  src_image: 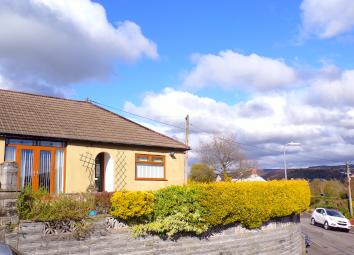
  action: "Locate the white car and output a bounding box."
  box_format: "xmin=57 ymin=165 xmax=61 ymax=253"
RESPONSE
xmin=311 ymin=208 xmax=351 ymax=232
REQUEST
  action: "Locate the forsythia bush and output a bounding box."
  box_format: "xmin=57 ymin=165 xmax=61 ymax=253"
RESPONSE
xmin=110 ymin=191 xmax=155 ymax=221
xmin=111 ymin=180 xmax=310 ymax=238
xmin=196 ymin=180 xmax=310 ymax=228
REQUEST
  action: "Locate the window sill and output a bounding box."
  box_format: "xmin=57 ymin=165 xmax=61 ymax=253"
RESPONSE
xmin=135 ymin=178 xmax=168 ymax=181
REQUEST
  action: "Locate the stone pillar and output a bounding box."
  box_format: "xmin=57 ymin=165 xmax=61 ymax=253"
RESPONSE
xmin=0 ymin=162 xmax=18 ymax=191
xmin=0 ymin=162 xmax=19 ymax=242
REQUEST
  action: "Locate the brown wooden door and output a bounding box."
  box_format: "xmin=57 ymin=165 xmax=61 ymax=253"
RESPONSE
xmin=17 ymin=146 xmax=56 ymax=192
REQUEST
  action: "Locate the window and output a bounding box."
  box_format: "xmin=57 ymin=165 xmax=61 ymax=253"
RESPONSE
xmin=135 ymin=154 xmax=165 ymax=180
xmin=5 ymin=146 xmax=16 ymax=161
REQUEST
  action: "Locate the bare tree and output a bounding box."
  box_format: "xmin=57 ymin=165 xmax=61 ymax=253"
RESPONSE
xmin=196 ymin=135 xmax=245 ymax=177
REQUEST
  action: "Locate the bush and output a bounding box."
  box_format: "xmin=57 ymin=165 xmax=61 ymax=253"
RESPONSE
xmin=118 ymin=180 xmax=310 ymax=238
xmin=110 ymin=191 xmax=155 ymax=222
xmin=189 ymin=163 xmax=215 ymax=183
xmin=29 ymin=195 xmax=93 ymax=222
xmin=17 ymin=188 xmax=94 ymax=222
xmin=196 ymin=180 xmax=310 ymax=229
xmin=16 ymin=186 xmax=48 ymax=219
xmin=94 ymin=192 xmax=113 ymax=214
xmin=133 ymin=186 xmax=207 ymax=237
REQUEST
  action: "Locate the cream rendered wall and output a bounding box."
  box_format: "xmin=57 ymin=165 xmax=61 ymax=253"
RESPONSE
xmin=65 ymin=142 xmax=185 ymax=193
xmin=0 ymin=137 xmax=5 ymax=164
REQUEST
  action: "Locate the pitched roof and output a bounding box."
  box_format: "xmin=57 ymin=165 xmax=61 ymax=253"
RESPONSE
xmin=0 ymin=89 xmax=188 ymax=150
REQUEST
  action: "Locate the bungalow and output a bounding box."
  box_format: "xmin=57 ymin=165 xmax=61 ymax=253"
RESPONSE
xmin=0 ymin=89 xmax=188 ymax=193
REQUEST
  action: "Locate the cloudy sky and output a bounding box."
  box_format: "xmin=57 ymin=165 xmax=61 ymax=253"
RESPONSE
xmin=1 ymin=0 xmax=354 ymax=168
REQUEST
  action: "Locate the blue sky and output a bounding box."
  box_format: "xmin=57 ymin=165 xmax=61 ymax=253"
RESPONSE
xmin=74 ymin=0 xmax=354 ymax=106
xmin=1 ymin=0 xmax=354 ymax=168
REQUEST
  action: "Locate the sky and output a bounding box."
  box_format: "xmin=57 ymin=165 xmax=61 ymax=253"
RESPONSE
xmin=1 ymin=0 xmax=354 ymax=168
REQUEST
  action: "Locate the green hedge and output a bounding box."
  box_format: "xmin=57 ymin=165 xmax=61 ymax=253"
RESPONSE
xmin=111 ymin=180 xmax=310 ymax=238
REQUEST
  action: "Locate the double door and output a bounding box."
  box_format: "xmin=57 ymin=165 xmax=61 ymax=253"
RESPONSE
xmin=16 ymin=145 xmax=56 ymax=192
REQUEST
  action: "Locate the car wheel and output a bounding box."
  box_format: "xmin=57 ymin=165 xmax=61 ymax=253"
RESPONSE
xmin=343 ymin=229 xmax=350 ymax=233
xmin=311 ymin=218 xmax=316 ymax=225
xmin=324 ymin=221 xmax=330 ymax=230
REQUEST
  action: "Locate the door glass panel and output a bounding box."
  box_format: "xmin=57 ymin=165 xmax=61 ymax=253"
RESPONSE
xmin=20 ymin=149 xmax=34 ymax=189
xmin=95 ymin=154 xmax=103 ymax=192
xmin=39 ymin=150 xmax=52 ymax=192
xmin=55 ymin=149 xmax=64 ymax=193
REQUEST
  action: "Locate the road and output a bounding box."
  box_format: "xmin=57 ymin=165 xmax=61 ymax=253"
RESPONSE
xmin=301 ymin=213 xmax=354 ymax=255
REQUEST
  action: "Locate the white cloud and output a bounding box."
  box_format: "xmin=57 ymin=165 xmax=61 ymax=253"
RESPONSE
xmin=124 ymin=87 xmax=354 ymax=168
xmin=300 ymin=0 xmax=354 ymax=38
xmin=182 ymin=50 xmax=296 ymax=91
xmin=0 ymin=0 xmax=158 ymax=94
xmin=308 ymin=69 xmax=354 ymax=106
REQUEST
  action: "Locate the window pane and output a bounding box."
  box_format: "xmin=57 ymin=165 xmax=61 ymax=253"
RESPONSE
xmin=38 ymin=141 xmax=64 ymax=147
xmin=5 ymin=146 xmax=16 ymax=161
xmin=55 ymin=149 xmax=64 ymax=193
xmin=7 ymin=139 xmax=34 ymax=145
xmin=20 ymin=149 xmax=34 ymax=189
xmin=151 ymin=157 xmax=163 ymax=163
xmin=39 ymin=150 xmax=52 ymax=192
xmin=137 ymin=156 xmax=148 ymax=162
xmin=136 ymin=164 xmax=164 ymax=179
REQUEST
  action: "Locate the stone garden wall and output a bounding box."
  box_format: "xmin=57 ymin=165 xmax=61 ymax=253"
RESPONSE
xmin=3 ymin=215 xmax=305 ymax=255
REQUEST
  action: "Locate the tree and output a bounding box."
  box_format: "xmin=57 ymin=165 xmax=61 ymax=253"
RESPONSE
xmin=190 ymin=163 xmax=215 ymax=183
xmin=196 ymin=135 xmax=245 ymax=177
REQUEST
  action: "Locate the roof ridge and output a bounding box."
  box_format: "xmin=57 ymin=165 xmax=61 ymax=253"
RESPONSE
xmin=89 ymin=102 xmax=189 ymax=150
xmin=0 ymin=88 xmax=87 ymax=103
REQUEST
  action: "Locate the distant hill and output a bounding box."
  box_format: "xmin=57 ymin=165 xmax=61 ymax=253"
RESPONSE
xmin=259 ymin=165 xmax=351 ymax=180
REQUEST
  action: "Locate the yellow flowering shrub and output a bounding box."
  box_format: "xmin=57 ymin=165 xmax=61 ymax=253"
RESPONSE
xmin=195 ymin=180 xmax=310 ymax=228
xmin=110 ymin=191 xmax=155 ymax=221
xmin=111 ymin=180 xmax=310 ymax=237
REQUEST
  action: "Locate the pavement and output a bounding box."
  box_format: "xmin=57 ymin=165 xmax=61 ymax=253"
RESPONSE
xmin=301 ymin=213 xmax=354 ymax=255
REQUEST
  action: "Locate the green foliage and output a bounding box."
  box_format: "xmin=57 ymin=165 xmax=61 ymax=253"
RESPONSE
xmin=118 ymin=180 xmax=310 ymax=238
xmin=189 ymin=163 xmax=215 ymax=183
xmin=195 ymin=180 xmax=310 ymax=229
xmin=17 ymin=188 xmax=93 ymax=221
xmin=94 ymin=192 xmax=113 ymax=214
xmin=16 ymin=186 xmax=48 ymax=219
xmin=132 ymin=212 xmax=208 ymax=238
xmin=310 ymin=179 xmax=347 ymax=198
xmin=29 ymin=195 xmax=93 ymax=221
xmin=110 ymin=191 xmax=155 ymax=221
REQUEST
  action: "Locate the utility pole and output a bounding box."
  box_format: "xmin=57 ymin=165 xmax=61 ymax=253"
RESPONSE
xmin=185 ymin=114 xmax=189 ymax=184
xmin=346 ymin=162 xmax=353 ymax=218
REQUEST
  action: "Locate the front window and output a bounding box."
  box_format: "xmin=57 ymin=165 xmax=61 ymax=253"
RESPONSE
xmin=135 ymin=154 xmax=165 ymax=180
xmin=326 ymin=209 xmax=345 ymax=218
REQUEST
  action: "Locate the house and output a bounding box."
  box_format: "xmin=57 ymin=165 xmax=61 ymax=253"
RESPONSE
xmin=0 ymin=89 xmax=188 ymax=193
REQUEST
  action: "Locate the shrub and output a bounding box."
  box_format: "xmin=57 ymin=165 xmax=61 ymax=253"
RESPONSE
xmin=29 ymin=195 xmax=93 ymax=222
xmin=110 ymin=191 xmax=155 ymax=222
xmin=189 ymin=163 xmax=215 ymax=183
xmin=110 ymin=180 xmax=310 ymax=238
xmin=135 ymin=186 xmax=207 ymax=237
xmin=94 ymin=192 xmax=113 ymax=214
xmin=196 ymin=180 xmax=310 ymax=229
xmin=16 ymin=186 xmax=48 ymax=219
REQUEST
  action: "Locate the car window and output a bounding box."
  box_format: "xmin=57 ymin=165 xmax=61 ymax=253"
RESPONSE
xmin=326 ymin=209 xmax=345 ymax=218
xmin=316 ymin=209 xmax=321 ymax=213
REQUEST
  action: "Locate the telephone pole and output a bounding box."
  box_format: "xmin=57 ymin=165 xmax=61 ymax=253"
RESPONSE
xmin=185 ymin=114 xmax=189 ymax=184
xmin=346 ymin=162 xmax=353 ymax=217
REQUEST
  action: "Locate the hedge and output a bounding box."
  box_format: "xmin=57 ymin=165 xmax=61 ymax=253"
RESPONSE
xmin=111 ymin=180 xmax=310 ymax=238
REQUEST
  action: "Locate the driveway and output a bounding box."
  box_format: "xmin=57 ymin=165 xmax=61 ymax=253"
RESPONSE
xmin=301 ymin=213 xmax=354 ymax=255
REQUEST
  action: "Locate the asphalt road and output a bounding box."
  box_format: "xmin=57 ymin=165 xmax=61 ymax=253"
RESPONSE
xmin=301 ymin=213 xmax=354 ymax=255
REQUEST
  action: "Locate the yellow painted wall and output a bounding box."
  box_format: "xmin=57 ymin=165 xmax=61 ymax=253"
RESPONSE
xmin=65 ymin=142 xmax=185 ymax=193
xmin=0 ymin=137 xmax=5 ymax=164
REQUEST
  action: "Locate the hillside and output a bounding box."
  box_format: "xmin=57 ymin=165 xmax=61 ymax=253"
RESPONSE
xmin=259 ymin=165 xmax=350 ymax=180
